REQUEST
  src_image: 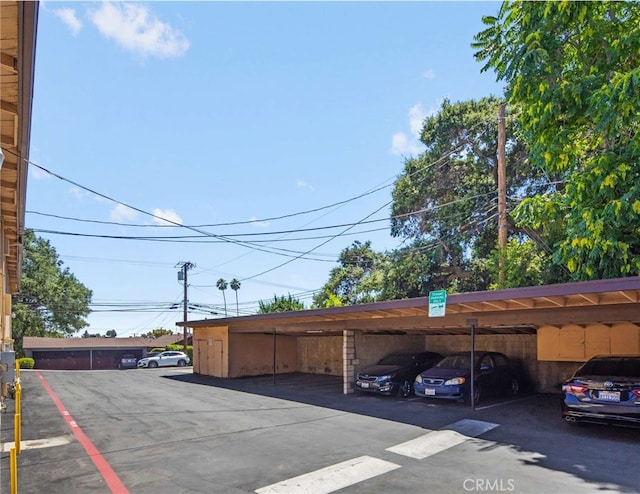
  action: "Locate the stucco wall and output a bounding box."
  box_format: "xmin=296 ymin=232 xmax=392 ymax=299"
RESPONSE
xmin=228 ymin=333 xmax=297 ymax=378
xmin=297 ymin=336 xmax=342 ymax=375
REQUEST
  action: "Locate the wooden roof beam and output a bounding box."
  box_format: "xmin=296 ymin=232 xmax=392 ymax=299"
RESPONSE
xmin=0 ymin=52 xmax=18 ymax=73
xmin=540 ymin=296 xmax=565 ymax=307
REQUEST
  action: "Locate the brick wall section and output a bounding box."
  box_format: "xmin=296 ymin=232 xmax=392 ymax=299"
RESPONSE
xmin=343 ymin=330 xmax=356 ymax=394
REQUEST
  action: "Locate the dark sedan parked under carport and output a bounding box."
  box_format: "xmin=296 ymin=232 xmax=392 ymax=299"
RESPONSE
xmin=354 ymin=351 xmax=443 ymax=398
xmin=414 ymin=351 xmax=521 ymax=404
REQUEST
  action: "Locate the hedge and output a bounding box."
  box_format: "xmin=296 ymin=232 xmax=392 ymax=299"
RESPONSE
xmin=17 ymin=357 xmax=35 ymax=369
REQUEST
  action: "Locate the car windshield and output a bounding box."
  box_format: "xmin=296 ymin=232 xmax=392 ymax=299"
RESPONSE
xmin=377 ymin=354 xmax=414 ymax=366
xmin=577 ymin=357 xmax=640 ymax=377
xmin=434 ymin=354 xmax=478 ymax=370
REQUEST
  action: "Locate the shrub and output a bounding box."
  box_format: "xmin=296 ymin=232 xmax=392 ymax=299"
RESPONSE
xmin=17 ymin=357 xmax=35 ymax=369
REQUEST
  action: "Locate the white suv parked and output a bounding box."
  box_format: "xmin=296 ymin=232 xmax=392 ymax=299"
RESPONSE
xmin=137 ymin=351 xmax=190 ymax=368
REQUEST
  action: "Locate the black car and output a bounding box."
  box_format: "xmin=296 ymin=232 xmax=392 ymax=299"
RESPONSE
xmin=414 ymin=351 xmax=520 ymax=404
xmin=354 ymin=351 xmax=443 ymax=398
xmin=562 ymin=355 xmax=640 ymax=427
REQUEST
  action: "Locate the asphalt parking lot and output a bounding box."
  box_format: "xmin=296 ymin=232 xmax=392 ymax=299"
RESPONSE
xmin=2 ymin=369 xmax=639 ymax=494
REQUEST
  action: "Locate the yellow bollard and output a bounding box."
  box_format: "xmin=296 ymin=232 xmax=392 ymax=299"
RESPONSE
xmin=10 ymin=447 xmax=17 ymax=494
xmin=15 ymin=382 xmax=21 ymax=416
xmin=14 ymin=412 xmax=21 ymax=455
xmin=15 ymin=359 xmax=20 ymax=379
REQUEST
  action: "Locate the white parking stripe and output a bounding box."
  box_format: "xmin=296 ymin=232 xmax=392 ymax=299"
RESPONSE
xmin=255 ymin=455 xmax=401 ymax=494
xmin=386 ymin=419 xmax=498 ymax=460
xmin=1 ymin=435 xmax=72 ymax=453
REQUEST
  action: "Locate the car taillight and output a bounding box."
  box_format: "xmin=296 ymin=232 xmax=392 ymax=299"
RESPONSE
xmin=632 ymin=390 xmax=640 ymax=398
xmin=562 ymin=384 xmax=588 ymax=394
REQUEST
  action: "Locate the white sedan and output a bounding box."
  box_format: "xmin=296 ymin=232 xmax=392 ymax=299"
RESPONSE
xmin=137 ymin=351 xmax=190 ymax=368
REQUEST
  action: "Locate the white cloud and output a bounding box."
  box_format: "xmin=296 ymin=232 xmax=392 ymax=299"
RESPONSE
xmin=296 ymin=180 xmax=315 ymax=191
xmin=152 ymin=208 xmax=182 ymax=226
xmin=391 ymin=132 xmax=422 ymax=156
xmin=53 ymin=8 xmax=83 ymax=36
xmin=88 ymin=1 xmax=190 ymax=59
xmin=30 ymin=166 xmax=50 ymax=180
xmin=423 ymin=69 xmax=435 ymax=80
xmin=249 ymin=217 xmax=270 ymax=229
xmin=408 ymin=104 xmax=428 ymax=137
xmin=69 ymin=186 xmax=90 ymax=201
xmin=391 ymin=103 xmax=438 ymax=156
xmin=110 ymin=204 xmax=137 ymax=222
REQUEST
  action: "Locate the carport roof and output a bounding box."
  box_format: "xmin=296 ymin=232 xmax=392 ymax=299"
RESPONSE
xmin=24 ymin=334 xmax=187 ymax=351
xmin=179 ymin=277 xmax=640 ymax=335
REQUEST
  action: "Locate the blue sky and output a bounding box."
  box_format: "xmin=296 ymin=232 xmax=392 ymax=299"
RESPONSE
xmin=27 ymin=1 xmax=503 ymax=337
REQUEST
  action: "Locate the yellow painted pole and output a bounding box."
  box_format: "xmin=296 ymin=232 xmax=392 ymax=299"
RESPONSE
xmin=14 ymin=412 xmax=21 ymax=455
xmin=15 ymin=382 xmax=21 ymax=415
xmin=10 ymin=447 xmax=17 ymax=494
xmin=15 ymin=359 xmax=20 ymax=379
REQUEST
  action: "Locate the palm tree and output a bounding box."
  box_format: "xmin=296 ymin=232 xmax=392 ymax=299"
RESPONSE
xmin=230 ymin=278 xmax=241 ymax=316
xmin=216 ymin=278 xmax=228 ymax=316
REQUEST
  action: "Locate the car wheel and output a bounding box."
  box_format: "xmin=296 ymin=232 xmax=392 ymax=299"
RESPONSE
xmin=177 ymin=360 xmax=186 ymax=367
xmin=510 ymin=377 xmax=520 ymax=396
xmin=466 ymin=384 xmax=481 ymax=405
xmin=399 ymin=380 xmax=412 ymax=398
xmin=474 ymin=385 xmax=481 ymax=404
xmin=148 ymin=361 xmax=158 ymax=368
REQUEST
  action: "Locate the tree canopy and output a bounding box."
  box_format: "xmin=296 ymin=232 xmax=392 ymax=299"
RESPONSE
xmin=258 ymin=294 xmax=305 ymax=314
xmin=13 ymin=229 xmax=92 ymax=355
xmin=390 ymin=96 xmax=556 ymax=293
xmin=312 ymin=241 xmax=388 ymax=307
xmin=474 ymin=1 xmax=640 ymax=279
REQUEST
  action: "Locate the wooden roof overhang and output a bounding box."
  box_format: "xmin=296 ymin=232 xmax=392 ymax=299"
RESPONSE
xmin=0 ymin=1 xmax=38 ymax=293
xmin=179 ymin=277 xmax=640 ymax=336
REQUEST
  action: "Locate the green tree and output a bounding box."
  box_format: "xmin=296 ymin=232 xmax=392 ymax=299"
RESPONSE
xmin=141 ymin=328 xmax=172 ymax=338
xmin=13 ymin=230 xmax=92 ymax=356
xmin=258 ymin=294 xmax=305 ymax=314
xmin=105 ymin=329 xmax=117 ymax=338
xmin=390 ymin=97 xmax=555 ymax=292
xmin=312 ymin=241 xmax=389 ymax=307
xmin=230 ymin=278 xmax=241 ymax=316
xmin=216 ymin=278 xmax=228 ymax=316
xmin=474 ymin=1 xmax=640 ymax=279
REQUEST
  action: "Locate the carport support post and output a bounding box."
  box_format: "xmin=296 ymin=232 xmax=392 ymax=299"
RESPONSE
xmin=343 ymin=330 xmax=356 ymax=394
xmin=467 ymin=319 xmax=477 ymax=410
xmin=272 ymin=328 xmax=276 ymax=385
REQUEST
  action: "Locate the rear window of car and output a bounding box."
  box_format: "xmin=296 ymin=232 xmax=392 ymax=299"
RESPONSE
xmin=577 ymin=357 xmax=640 ymax=377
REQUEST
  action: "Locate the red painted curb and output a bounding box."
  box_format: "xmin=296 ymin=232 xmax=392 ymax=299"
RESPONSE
xmin=35 ymin=371 xmax=129 ymax=494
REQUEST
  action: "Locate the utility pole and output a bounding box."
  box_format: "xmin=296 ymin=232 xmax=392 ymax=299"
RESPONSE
xmin=497 ymin=103 xmax=507 ymax=284
xmin=176 ymin=261 xmax=195 ymax=354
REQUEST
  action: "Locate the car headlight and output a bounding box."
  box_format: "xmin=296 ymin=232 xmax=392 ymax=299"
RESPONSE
xmin=444 ymin=377 xmax=466 ymax=385
xmin=415 ymin=375 xmax=423 ymax=384
xmin=377 ymin=375 xmax=392 ymax=382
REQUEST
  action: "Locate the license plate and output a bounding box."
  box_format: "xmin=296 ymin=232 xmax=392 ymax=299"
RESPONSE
xmin=424 ymin=388 xmax=436 ymax=396
xmin=361 ymin=382 xmax=370 ymax=389
xmin=598 ymin=391 xmax=620 ymax=402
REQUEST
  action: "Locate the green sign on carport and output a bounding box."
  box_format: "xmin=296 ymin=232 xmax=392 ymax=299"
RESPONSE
xmin=428 ymin=290 xmax=447 ymax=317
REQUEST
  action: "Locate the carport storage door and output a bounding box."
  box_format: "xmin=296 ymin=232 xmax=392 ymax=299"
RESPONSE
xmin=195 ymin=338 xmax=223 ymax=376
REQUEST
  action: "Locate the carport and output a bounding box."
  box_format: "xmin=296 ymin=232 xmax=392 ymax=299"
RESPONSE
xmin=179 ymin=277 xmax=640 ymax=393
